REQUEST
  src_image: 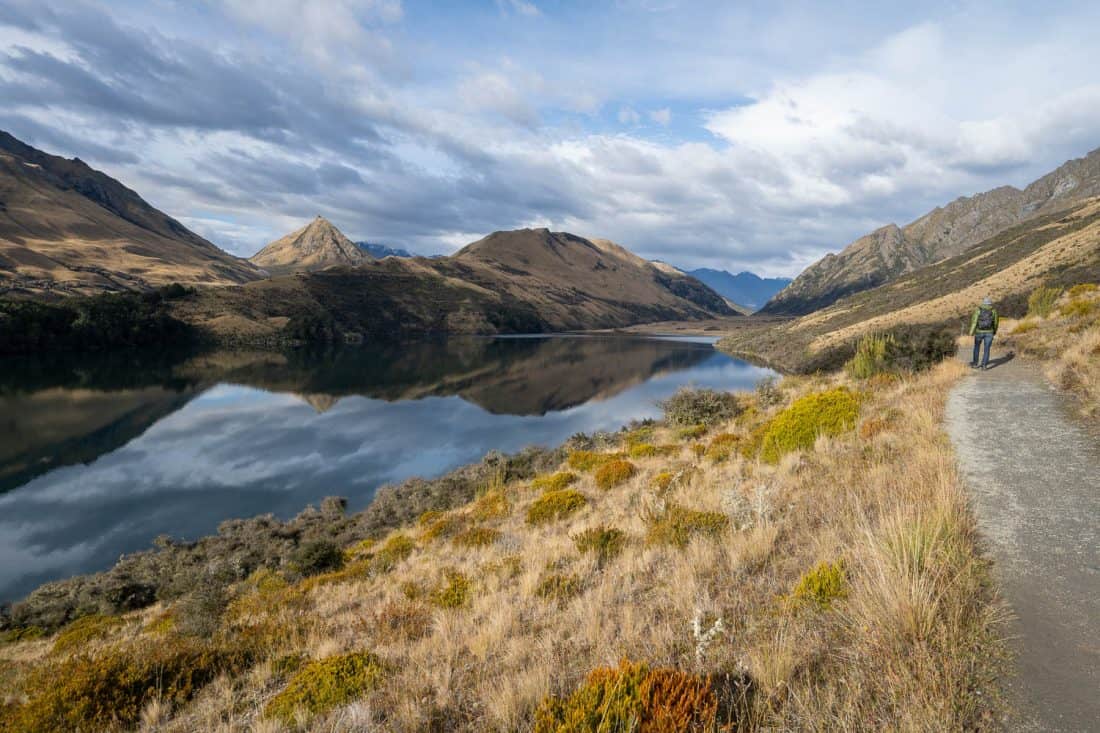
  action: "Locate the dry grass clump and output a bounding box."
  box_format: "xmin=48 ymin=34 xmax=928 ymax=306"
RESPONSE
xmin=594 ymin=459 xmax=636 ymax=490
xmin=369 ymin=599 xmax=433 ymax=643
xmin=1011 ymin=318 xmax=1038 ymax=334
xmin=703 ymin=432 xmax=740 ymax=462
xmin=676 ymin=424 xmax=707 ymax=440
xmin=264 ymin=651 xmax=386 ymax=724
xmin=1067 ymin=282 xmax=1098 ymax=298
xmin=756 ymin=387 xmax=861 ymax=464
xmin=845 ymin=333 xmax=896 ymax=379
xmin=419 ymin=511 xmax=463 ymax=542
xmin=452 ymin=526 xmax=502 ymax=549
xmin=532 ymin=659 xmax=720 ymax=733
xmin=370 ymin=534 xmax=416 ymax=573
xmin=534 ymin=572 xmax=582 ymax=604
xmin=470 ymin=489 xmax=511 ymax=521
xmin=645 ymin=504 xmax=729 ymax=548
xmin=531 ymin=471 xmax=578 ymax=492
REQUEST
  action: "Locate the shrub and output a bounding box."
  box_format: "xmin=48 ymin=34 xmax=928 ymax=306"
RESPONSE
xmin=594 ymin=459 xmax=636 ymax=490
xmin=470 ymin=489 xmax=510 ymax=521
xmin=452 ymin=526 xmax=502 ymax=549
xmin=271 ymin=652 xmax=306 ymax=678
xmin=653 ymin=471 xmax=675 ymax=493
xmin=371 ymin=534 xmax=416 ymax=573
xmin=1 ymin=626 xmax=45 ymax=645
xmin=533 ymin=659 xmax=718 ymax=733
xmin=568 ymin=450 xmax=618 ymax=472
xmin=676 ymin=424 xmax=707 ymax=440
xmin=1067 ymin=283 xmax=1098 ymax=298
xmin=754 ymin=375 xmax=784 ymax=408
xmin=660 ymin=387 xmax=742 ymax=426
xmin=704 ymin=433 xmax=740 ymax=462
xmin=789 ymin=560 xmax=848 ymax=610
xmin=628 ymin=443 xmax=658 ymax=458
xmin=535 ymin=572 xmax=582 ymax=604
xmin=845 ymin=333 xmax=896 ymax=379
xmin=420 ymin=513 xmax=463 ymax=542
xmin=1027 ymin=285 xmax=1063 ymax=318
xmin=9 ymin=637 xmax=252 ymax=732
xmin=174 ymin=574 xmax=230 ymax=637
xmin=51 ymin=614 xmax=123 ymax=655
xmin=1012 ymin=319 xmax=1038 ymax=335
xmin=1060 ymin=299 xmax=1097 ymax=319
xmin=292 ymin=540 xmax=346 ymax=577
xmin=429 ymin=569 xmax=472 ymax=609
xmin=757 ymin=388 xmax=861 ymax=464
xmin=265 ymin=651 xmax=386 ymax=723
xmin=646 ymin=505 xmax=729 ymax=548
xmin=573 ymin=526 xmax=626 ymax=565
xmin=527 ymin=489 xmax=588 ymax=525
xmin=532 ymin=472 xmax=579 ymax=492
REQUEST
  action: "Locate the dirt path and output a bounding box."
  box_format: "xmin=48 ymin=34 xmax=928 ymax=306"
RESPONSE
xmin=945 ymin=353 xmax=1100 ymax=732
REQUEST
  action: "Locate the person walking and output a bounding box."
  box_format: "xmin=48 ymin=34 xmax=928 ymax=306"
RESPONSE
xmin=968 ymin=296 xmax=999 ymax=369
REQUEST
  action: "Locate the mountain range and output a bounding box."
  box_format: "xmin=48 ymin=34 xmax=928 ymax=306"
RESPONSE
xmin=356 ymin=242 xmax=414 ymax=258
xmin=762 ymin=147 xmax=1100 ymax=315
xmin=685 ymin=268 xmax=791 ymax=311
xmin=0 ymin=131 xmax=260 ymax=297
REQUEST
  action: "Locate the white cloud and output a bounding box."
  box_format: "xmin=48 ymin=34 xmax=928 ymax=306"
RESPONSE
xmin=649 ymin=108 xmax=671 ymax=126
xmin=618 ymin=106 xmax=641 ymax=125
xmin=497 ymin=0 xmax=540 ymax=16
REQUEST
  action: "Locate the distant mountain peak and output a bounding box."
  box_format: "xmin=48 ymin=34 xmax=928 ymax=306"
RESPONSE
xmin=250 ymin=216 xmax=370 ymax=274
xmin=684 ymin=268 xmax=791 ymax=311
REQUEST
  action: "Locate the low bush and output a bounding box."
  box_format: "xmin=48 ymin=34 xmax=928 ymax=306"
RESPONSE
xmin=371 ymin=534 xmax=416 ymax=573
xmin=646 ymin=505 xmax=729 ymax=548
xmin=653 ymin=471 xmax=675 ymax=493
xmin=1012 ymin=319 xmax=1038 ymax=335
xmin=704 ymin=433 xmax=740 ymax=462
xmin=1060 ymin=299 xmax=1097 ymax=319
xmin=573 ymin=526 xmax=626 ymax=565
xmin=452 ymin=526 xmax=502 ymax=549
xmin=265 ymin=651 xmax=386 ymax=724
xmin=292 ymin=540 xmax=346 ymax=577
xmin=1027 ymin=285 xmax=1064 ymax=318
xmin=429 ymin=569 xmax=472 ymax=609
xmin=757 ymin=388 xmax=861 ymax=464
xmin=676 ymin=424 xmax=707 ymax=440
xmin=527 ymin=489 xmax=588 ymax=525
xmin=51 ymin=614 xmax=123 ymax=655
xmin=788 ymin=560 xmax=848 ymax=610
xmin=534 ymin=572 xmax=582 ymax=604
xmin=627 ymin=442 xmax=658 ymax=458
xmin=9 ymin=637 xmax=252 ymax=732
xmin=271 ymin=652 xmax=306 ymax=679
xmin=174 ymin=573 xmax=230 ymax=637
xmin=0 ymin=626 xmax=45 ymax=645
xmin=533 ymin=659 xmax=719 ymax=732
xmin=470 ymin=489 xmax=510 ymax=521
xmin=660 ymin=387 xmax=743 ymax=426
xmin=567 ymin=450 xmax=621 ymax=472
xmin=1067 ymin=283 xmax=1098 ymax=298
xmin=594 ymin=459 xmax=636 ymax=490
xmin=420 ymin=512 xmax=463 ymax=542
xmin=531 ymin=472 xmax=578 ymax=492
xmin=754 ymin=375 xmax=784 ymax=408
xmin=845 ymin=333 xmax=896 ymax=379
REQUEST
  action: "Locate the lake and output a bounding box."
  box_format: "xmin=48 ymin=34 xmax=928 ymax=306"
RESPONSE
xmin=0 ymin=335 xmax=774 ymax=603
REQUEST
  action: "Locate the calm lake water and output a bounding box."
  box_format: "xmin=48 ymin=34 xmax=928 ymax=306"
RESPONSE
xmin=0 ymin=335 xmax=773 ymax=603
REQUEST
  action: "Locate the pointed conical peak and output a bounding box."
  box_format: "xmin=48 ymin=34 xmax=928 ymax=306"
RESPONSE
xmin=250 ymin=216 xmax=371 ymax=273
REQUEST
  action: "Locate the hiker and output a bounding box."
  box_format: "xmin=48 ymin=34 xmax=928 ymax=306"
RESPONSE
xmin=968 ymin=296 xmax=999 ymax=369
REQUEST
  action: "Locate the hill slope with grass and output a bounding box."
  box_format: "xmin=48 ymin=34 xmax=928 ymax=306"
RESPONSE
xmin=0 ymin=131 xmax=261 ymax=297
xmin=722 ymin=196 xmax=1100 ymax=372
xmin=761 ymin=147 xmax=1100 ymax=316
xmin=0 ymin=358 xmax=1003 ymax=731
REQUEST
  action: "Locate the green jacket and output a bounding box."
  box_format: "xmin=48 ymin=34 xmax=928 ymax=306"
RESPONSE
xmin=969 ymin=306 xmax=999 ymax=335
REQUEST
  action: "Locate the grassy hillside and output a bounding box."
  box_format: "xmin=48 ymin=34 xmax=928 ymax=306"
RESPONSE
xmin=721 ymin=197 xmax=1100 ymax=372
xmin=1 ymin=358 xmax=1004 ymax=731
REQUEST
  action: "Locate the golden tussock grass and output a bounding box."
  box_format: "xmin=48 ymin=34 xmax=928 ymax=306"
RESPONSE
xmin=0 ymin=358 xmax=1008 ymax=732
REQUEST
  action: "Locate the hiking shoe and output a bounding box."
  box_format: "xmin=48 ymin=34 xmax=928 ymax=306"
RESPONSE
xmin=969 ymin=363 xmax=979 ymax=369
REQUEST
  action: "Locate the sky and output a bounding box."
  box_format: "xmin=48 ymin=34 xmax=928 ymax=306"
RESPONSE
xmin=1 ymin=1 xmax=1098 ymax=276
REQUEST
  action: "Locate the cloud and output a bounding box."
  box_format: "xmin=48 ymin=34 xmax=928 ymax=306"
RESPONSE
xmin=618 ymin=106 xmax=641 ymax=125
xmin=649 ymin=108 xmax=671 ymax=126
xmin=496 ymin=0 xmax=540 ymax=17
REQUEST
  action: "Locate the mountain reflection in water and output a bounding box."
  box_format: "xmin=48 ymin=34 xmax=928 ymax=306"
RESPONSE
xmin=0 ymin=335 xmax=773 ymax=602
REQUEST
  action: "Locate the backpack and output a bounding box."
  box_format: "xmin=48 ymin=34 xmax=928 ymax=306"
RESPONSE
xmin=976 ymin=307 xmax=995 ymax=331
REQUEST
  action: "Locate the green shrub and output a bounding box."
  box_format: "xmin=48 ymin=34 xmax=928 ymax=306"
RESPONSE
xmin=534 ymin=572 xmax=582 ymax=604
xmin=754 ymin=375 xmax=784 ymax=407
xmin=845 ymin=333 xmax=896 ymax=379
xmin=50 ymin=614 xmax=124 ymax=655
xmin=646 ymin=505 xmax=729 ymax=548
xmin=1027 ymin=285 xmax=1063 ymax=318
xmin=531 ymin=471 xmax=579 ymax=492
xmin=567 ymin=450 xmax=620 ymax=472
xmin=789 ymin=560 xmax=848 ymax=610
xmin=527 ymin=489 xmax=588 ymax=525
xmin=420 ymin=513 xmax=463 ymax=542
xmin=594 ymin=459 xmax=636 ymax=490
xmin=429 ymin=569 xmax=472 ymax=609
xmin=9 ymin=637 xmax=252 ymax=732
xmin=676 ymin=424 xmax=707 ymax=440
xmin=371 ymin=534 xmax=416 ymax=573
xmin=757 ymin=388 xmax=861 ymax=464
xmin=627 ymin=443 xmax=657 ymax=458
xmin=533 ymin=659 xmax=718 ymax=733
xmin=271 ymin=652 xmax=306 ymax=678
xmin=1067 ymin=283 xmax=1098 ymax=298
xmin=573 ymin=526 xmax=626 ymax=565
xmin=265 ymin=651 xmax=386 ymax=723
xmin=660 ymin=387 xmax=742 ymax=426
xmin=174 ymin=574 xmax=230 ymax=637
xmin=470 ymin=489 xmax=510 ymax=521
xmin=1060 ymin=299 xmax=1097 ymax=319
xmin=653 ymin=471 xmax=676 ymax=492
xmin=452 ymin=526 xmax=502 ymax=549
xmin=0 ymin=626 xmax=45 ymax=645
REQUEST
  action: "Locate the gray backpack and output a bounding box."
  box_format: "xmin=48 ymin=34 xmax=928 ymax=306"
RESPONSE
xmin=977 ymin=307 xmax=995 ymax=331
